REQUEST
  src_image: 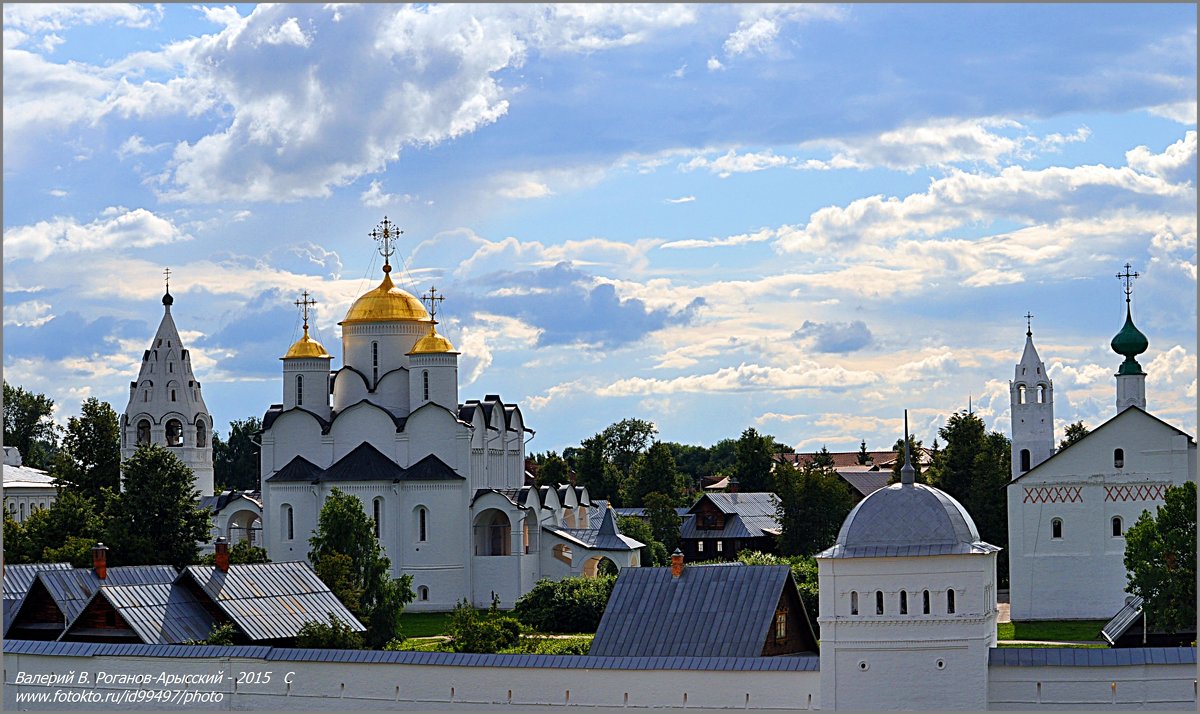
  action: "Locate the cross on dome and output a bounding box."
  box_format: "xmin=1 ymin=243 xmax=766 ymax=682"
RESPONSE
xmin=294 ymin=290 xmax=317 ymax=331
xmin=1116 ymin=262 xmax=1139 ymax=303
xmin=1024 ymin=311 xmax=1034 ymax=336
xmin=370 ymin=216 xmax=403 ymax=272
xmin=421 ymin=285 xmax=445 ymax=323
xmin=163 ymin=267 xmax=172 ymax=292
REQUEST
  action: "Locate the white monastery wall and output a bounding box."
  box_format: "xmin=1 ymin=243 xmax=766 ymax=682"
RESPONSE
xmin=987 ymin=662 xmax=1198 ymax=710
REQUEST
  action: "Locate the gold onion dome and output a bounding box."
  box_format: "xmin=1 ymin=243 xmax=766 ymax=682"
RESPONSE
xmin=341 ymin=267 xmax=430 ymax=324
xmin=282 ymin=327 xmax=332 ymax=359
xmin=409 ymin=323 xmax=458 ymax=355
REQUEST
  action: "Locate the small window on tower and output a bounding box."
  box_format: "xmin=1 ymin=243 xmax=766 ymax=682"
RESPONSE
xmin=922 ymin=590 xmax=930 ymax=615
xmin=170 ymin=389 xmax=177 ymax=401
xmin=875 ymin=590 xmax=884 ymax=615
xmin=296 ymin=374 xmax=304 ymax=406
xmin=1112 ymin=516 xmax=1123 ymax=537
xmin=947 ymin=589 xmax=956 ymax=614
xmin=1051 ymin=518 xmax=1063 ymax=539
xmin=1113 ymin=448 xmax=1124 ymax=469
xmin=1020 ymin=449 xmax=1031 ymax=472
xmin=1037 ymin=384 xmax=1045 ymax=403
xmin=423 ymin=370 xmax=430 ymax=401
xmin=900 ymin=591 xmax=908 ymax=614
xmin=850 ymin=591 xmax=859 ymax=615
xmin=1017 ymin=384 xmax=1026 ymax=404
xmin=372 ymin=342 xmax=379 ymax=385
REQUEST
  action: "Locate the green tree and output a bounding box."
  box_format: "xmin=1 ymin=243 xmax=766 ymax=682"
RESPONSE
xmin=213 ymin=417 xmax=262 ymax=491
xmin=447 ymin=597 xmax=523 ymax=653
xmin=810 ymin=446 xmax=835 ymax=468
xmin=3 ymin=510 xmax=31 ymax=562
xmin=617 ymin=515 xmax=669 ymax=566
xmin=535 ymin=452 xmax=569 ymax=487
xmin=52 ymin=398 xmax=121 ymax=504
xmin=573 ymin=435 xmax=621 ymax=501
xmin=23 ymin=489 xmax=103 ymax=562
xmin=624 ymin=441 xmax=684 ymax=506
xmin=314 ymin=552 xmax=365 ymax=616
xmin=1124 ymin=482 xmax=1197 ymax=635
xmin=42 ymin=536 xmax=99 ymax=567
xmin=600 ymin=418 xmax=658 ymax=486
xmin=889 ymin=435 xmax=925 ymax=483
xmin=367 ymin=574 xmax=416 ymax=648
xmin=199 ymin=540 xmax=270 ymax=566
xmin=296 ymin=613 xmax=364 ymax=649
xmin=775 ymin=461 xmax=856 ymax=556
xmin=103 ymin=444 xmax=211 ymax=568
xmin=856 ymin=439 xmax=873 ymax=465
xmin=3 ymin=382 xmax=59 ymax=469
xmin=513 ymin=575 xmax=617 ymax=633
xmin=1059 ymin=421 xmax=1090 ymax=451
xmin=733 ymin=427 xmax=776 ymax=492
xmin=644 ymin=491 xmax=681 ymax=552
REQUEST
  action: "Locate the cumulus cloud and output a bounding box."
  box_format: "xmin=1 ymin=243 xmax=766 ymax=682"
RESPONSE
xmin=4 ymin=208 xmax=189 ymax=261
xmin=664 ymin=195 xmax=695 ymax=204
xmin=1124 ymin=131 xmax=1197 ymax=183
xmin=3 ymin=300 xmax=54 ymax=328
xmin=595 ymin=361 xmax=879 ymax=397
xmin=682 ymin=148 xmax=794 ymax=177
xmin=792 ymin=320 xmax=873 ymax=353
xmin=2 ymin=4 xmax=161 ymax=35
xmin=1147 ymin=101 xmax=1198 ymax=125
xmin=721 ymin=4 xmax=844 ymax=57
xmin=706 ymin=55 xmax=723 ymax=71
xmin=660 ymin=227 xmax=776 ymax=250
xmin=360 ymin=180 xmax=417 ymax=208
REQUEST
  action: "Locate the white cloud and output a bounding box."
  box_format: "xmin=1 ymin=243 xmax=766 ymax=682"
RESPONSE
xmin=724 ymin=17 xmax=780 ymax=57
xmin=1124 ymin=131 xmax=1196 ymax=182
xmin=682 ymin=148 xmax=794 ymax=177
xmin=670 ymin=63 xmax=687 ymax=79
xmin=594 ymin=361 xmax=879 ymax=398
xmin=722 ymin=4 xmax=844 ymax=57
xmin=497 ymin=178 xmax=554 ymax=200
xmin=259 ymin=17 xmax=312 ymax=47
xmin=706 ymin=55 xmax=723 ymax=71
xmin=2 ymin=4 xmax=161 ymax=35
xmin=3 ymin=300 xmax=54 ymax=328
xmin=48 ymin=189 xmax=68 ymax=198
xmin=4 ymin=208 xmax=190 ymax=262
xmin=660 ymin=226 xmax=776 ymax=250
xmin=1147 ymin=101 xmax=1198 ymax=125
xmin=664 ymin=195 xmax=695 ymax=204
xmin=360 ymin=180 xmax=416 ymax=208
xmin=116 ymin=134 xmax=168 ymax=159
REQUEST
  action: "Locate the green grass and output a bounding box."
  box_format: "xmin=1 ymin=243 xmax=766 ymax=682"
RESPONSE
xmin=996 ymin=642 xmax=1107 ymax=648
xmin=997 ymin=620 xmax=1108 ymax=642
xmin=399 ymin=612 xmax=454 ymax=638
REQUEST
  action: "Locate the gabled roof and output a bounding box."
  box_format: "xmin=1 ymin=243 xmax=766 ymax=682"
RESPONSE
xmin=3 ymin=563 xmax=71 ymax=633
xmin=838 ymin=469 xmax=892 ymax=497
xmin=199 ymin=489 xmax=263 ymax=511
xmin=402 ymin=453 xmax=463 ymax=481
xmin=266 ymin=455 xmax=323 ymax=483
xmin=545 ymin=506 xmax=643 ymax=551
xmin=183 ymin=562 xmax=364 ymax=642
xmin=321 ymin=442 xmax=405 ymax=482
xmin=681 ymin=492 xmax=781 ymax=539
xmin=22 ymin=565 xmax=179 ymax=626
xmin=62 ymin=582 xmax=217 ymax=645
xmin=1010 ymin=406 xmax=1195 ymax=485
xmin=588 ymin=564 xmax=817 ymax=658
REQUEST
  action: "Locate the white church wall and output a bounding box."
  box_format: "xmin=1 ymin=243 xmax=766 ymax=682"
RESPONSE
xmin=263 ymin=484 xmax=320 ymax=563
xmin=395 ymin=482 xmax=468 ymax=611
xmin=373 ymin=368 xmax=411 ymax=415
xmin=262 ymin=411 xmax=329 ymax=475
xmin=328 ymin=404 xmax=399 ymax=462
xmin=331 ymin=368 xmax=370 ymax=412
xmin=402 ymin=406 xmax=465 ymax=471
xmin=987 ymin=661 xmax=1198 ymax=710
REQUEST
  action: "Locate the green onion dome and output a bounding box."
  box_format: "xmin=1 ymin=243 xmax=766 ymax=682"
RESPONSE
xmin=1110 ymin=306 xmax=1148 ymax=375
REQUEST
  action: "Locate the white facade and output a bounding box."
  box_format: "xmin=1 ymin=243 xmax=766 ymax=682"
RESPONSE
xmin=1010 ymin=330 xmax=1054 ymax=479
xmin=261 ymin=244 xmax=641 ymax=610
xmin=1 ymin=447 xmax=58 ymax=523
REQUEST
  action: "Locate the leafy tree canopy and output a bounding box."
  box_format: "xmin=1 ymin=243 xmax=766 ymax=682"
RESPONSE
xmin=513 ymin=575 xmax=617 ymax=633
xmin=103 ymin=444 xmax=210 ymax=568
xmin=52 ymin=397 xmax=120 ymax=504
xmin=1124 ymin=482 xmax=1196 ymax=635
xmin=644 ymin=491 xmax=682 ymax=552
xmin=296 ymin=613 xmax=364 ymax=649
xmin=1059 ymin=420 xmax=1090 ymax=451
xmin=734 ymin=427 xmax=777 ymax=492
xmin=624 ymin=441 xmax=685 ymax=506
xmin=213 ymin=417 xmax=261 ymax=491
xmin=774 ymin=461 xmax=856 ymax=557
xmin=856 ymin=439 xmax=873 ymax=465
xmin=534 ymin=452 xmax=569 ymax=488
xmin=3 ymin=381 xmax=59 ymax=469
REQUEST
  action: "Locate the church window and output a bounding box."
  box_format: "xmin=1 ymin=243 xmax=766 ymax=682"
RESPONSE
xmin=423 ymin=370 xmax=430 ymax=401
xmin=372 ymin=342 xmax=379 ymax=384
xmin=166 ymin=419 xmax=183 ymax=446
xmin=947 ymin=589 xmax=956 ymax=614
xmin=1037 ymin=384 xmax=1046 ymax=403
xmin=296 ymin=374 xmax=304 ymax=406
xmin=195 ymin=420 xmax=206 ymax=447
xmin=418 ymin=586 xmax=429 ymax=601
xmin=1020 ymin=449 xmax=1031 ymax=472
xmin=19 ymin=503 xmax=24 ymax=521
xmin=923 ymin=590 xmax=930 ymax=614
xmin=373 ymin=498 xmax=382 ymax=539
xmin=1112 ymin=516 xmax=1123 ymax=537
xmin=1017 ymin=384 xmax=1026 ymax=404
xmin=900 ymin=591 xmax=908 ymax=614
xmin=774 ymin=610 xmax=787 ymax=643
xmin=1113 ymin=448 xmax=1124 ymax=468
xmin=284 ymin=506 xmax=294 ymax=540
xmin=850 ymin=591 xmax=858 ymax=615
xmin=1051 ymin=518 xmax=1063 ymax=539
xmin=169 ymin=362 xmax=173 ymax=373
xmin=170 ymin=389 xmax=177 ymax=401
xmin=875 ymin=591 xmax=884 ymax=615
xmin=143 ymin=390 xmax=149 ymax=402
xmin=137 ymin=419 xmax=151 ymax=445
xmin=157 ymin=339 xmax=162 ymax=347
xmin=418 ymin=507 xmax=428 ymax=541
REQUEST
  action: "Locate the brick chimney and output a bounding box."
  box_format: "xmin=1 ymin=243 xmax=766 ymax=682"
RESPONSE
xmin=728 ymin=476 xmax=740 ymax=493
xmin=215 ymin=537 xmax=230 ymax=573
xmin=671 ymin=548 xmax=684 ymax=578
xmin=92 ymin=542 xmax=109 ymax=580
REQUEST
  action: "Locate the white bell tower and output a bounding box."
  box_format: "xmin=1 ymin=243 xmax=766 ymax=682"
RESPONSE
xmin=1010 ymin=313 xmax=1054 ymax=479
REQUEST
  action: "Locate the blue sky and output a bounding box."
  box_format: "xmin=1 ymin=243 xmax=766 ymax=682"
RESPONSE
xmin=4 ymin=3 xmax=1196 ymax=455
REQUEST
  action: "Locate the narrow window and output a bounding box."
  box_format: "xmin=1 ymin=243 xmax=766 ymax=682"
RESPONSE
xmin=1051 ymin=518 xmax=1063 ymax=539
xmin=170 ymin=389 xmax=176 ymax=401
xmin=875 ymin=590 xmax=884 ymax=615
xmin=195 ymin=420 xmax=206 ymax=447
xmin=419 ymin=586 xmax=429 ymax=601
xmin=137 ymin=419 xmax=151 ymax=445
xmin=850 ymin=591 xmax=859 ymax=615
xmin=419 ymin=507 xmax=428 ymax=542
xmin=286 ymin=506 xmax=294 ymax=540
xmin=947 ymin=589 xmax=956 ymax=614
xmin=18 ymin=503 xmax=24 ymax=521
xmin=698 ymin=541 xmax=704 ymax=553
xmin=1037 ymin=384 xmax=1046 ymax=403
xmin=372 ymin=341 xmax=379 ymax=385
xmin=1114 ymin=448 xmax=1124 ymax=469
xmin=1017 ymin=384 xmax=1026 ymax=404
xmin=373 ymin=498 xmax=382 ymax=539
xmin=774 ymin=610 xmax=787 ymax=643
xmin=423 ymin=370 xmax=430 ymax=401
xmin=1112 ymin=516 xmax=1123 ymax=537
xmin=716 ymin=540 xmax=723 ymax=552
xmin=166 ymin=419 xmax=183 ymax=446
xmin=900 ymin=591 xmax=908 ymax=615
xmin=143 ymin=390 xmax=149 ymax=402
xmin=296 ymin=374 xmax=304 ymax=406
xmin=169 ymin=362 xmax=173 ymax=373
xmin=923 ymin=590 xmax=930 ymax=614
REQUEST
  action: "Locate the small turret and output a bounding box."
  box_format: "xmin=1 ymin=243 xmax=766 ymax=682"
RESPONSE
xmin=1010 ymin=313 xmax=1054 ymax=478
xmin=408 ymin=286 xmax=459 ymax=411
xmin=1111 ymin=263 xmax=1147 ymax=412
xmin=281 ymin=290 xmax=332 ymax=420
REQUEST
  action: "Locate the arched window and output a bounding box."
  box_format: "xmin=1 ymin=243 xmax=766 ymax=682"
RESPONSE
xmin=143 ymin=390 xmax=149 ymax=402
xmin=1112 ymin=516 xmax=1123 ymax=537
xmin=900 ymin=591 xmax=908 ymax=615
xmin=418 ymin=586 xmax=429 ymax=601
xmin=166 ymin=419 xmax=183 ymax=446
xmin=1020 ymin=449 xmax=1031 ymax=472
xmin=850 ymin=591 xmax=859 ymax=615
xmin=137 ymin=419 xmax=151 ymax=445
xmin=195 ymin=419 xmax=206 ymax=447
xmin=1017 ymin=384 xmax=1026 ymax=404
xmin=1051 ymin=518 xmax=1063 ymax=539
xmin=423 ymin=370 xmax=430 ymax=401
xmin=19 ymin=503 xmax=24 ymax=521
xmin=372 ymin=341 xmax=379 ymax=385
xmin=285 ymin=506 xmax=294 ymax=540
xmin=947 ymin=589 xmax=956 ymax=614
xmin=1037 ymin=384 xmax=1046 ymax=403
xmin=170 ymin=389 xmax=177 ymax=401
xmin=296 ymin=374 xmax=304 ymax=406
xmin=1114 ymin=448 xmax=1124 ymax=469
xmin=923 ymin=590 xmax=930 ymax=615
xmin=373 ymin=497 xmax=382 ymax=539
xmin=875 ymin=590 xmax=884 ymax=615
xmin=418 ymin=507 xmax=428 ymax=542
xmin=473 ymin=509 xmax=512 ymax=556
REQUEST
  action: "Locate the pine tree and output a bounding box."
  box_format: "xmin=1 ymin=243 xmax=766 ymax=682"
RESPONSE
xmin=733 ymin=427 xmax=776 ymax=492
xmin=856 ymin=439 xmax=872 ymax=465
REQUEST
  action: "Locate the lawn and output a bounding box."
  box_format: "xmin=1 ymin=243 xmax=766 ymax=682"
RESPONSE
xmin=997 ymin=620 xmax=1108 ymax=642
xmin=399 ymin=611 xmax=454 ymax=638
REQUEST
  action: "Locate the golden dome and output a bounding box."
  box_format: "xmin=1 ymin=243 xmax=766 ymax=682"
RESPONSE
xmin=408 ymin=324 xmax=458 ymax=355
xmin=341 ymin=268 xmax=430 ymax=325
xmin=282 ymin=328 xmax=332 ymax=359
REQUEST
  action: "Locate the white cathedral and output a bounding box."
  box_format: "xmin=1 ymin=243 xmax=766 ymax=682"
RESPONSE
xmin=258 ymin=218 xmax=641 ymax=610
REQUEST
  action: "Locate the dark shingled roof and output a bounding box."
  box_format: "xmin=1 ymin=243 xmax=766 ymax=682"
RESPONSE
xmin=321 ymin=442 xmax=405 ymax=482
xmin=547 ymin=507 xmax=643 ymax=551
xmin=589 ymin=564 xmax=815 ymax=658
xmin=266 ymin=455 xmax=323 ymax=483
xmin=183 ymin=562 xmax=364 ymax=642
xmin=63 ymin=582 xmax=217 ymax=645
xmin=402 ymin=453 xmax=463 ymax=481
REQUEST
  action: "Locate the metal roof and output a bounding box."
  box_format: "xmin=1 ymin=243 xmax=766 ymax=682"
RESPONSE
xmin=837 ymin=469 xmax=892 ymax=497
xmin=199 ymin=490 xmax=263 ymax=511
xmin=321 ymin=442 xmax=405 ymax=481
xmin=680 ymin=493 xmax=781 ymax=540
xmin=183 ymin=562 xmax=364 ymax=642
xmin=545 ymin=507 xmax=643 ymax=551
xmin=266 ymin=454 xmax=323 ymax=483
xmin=28 ymin=566 xmax=180 ymax=625
xmin=589 ymin=564 xmax=815 ymax=658
xmin=62 ymin=582 xmax=217 ymax=645
xmin=402 ymin=453 xmax=463 ymax=480
xmin=989 ymin=647 xmax=1196 ymax=667
xmin=1101 ymin=596 xmax=1144 ymax=645
xmin=819 ymin=483 xmax=1000 ymax=559
xmin=3 ymin=562 xmax=72 ymax=601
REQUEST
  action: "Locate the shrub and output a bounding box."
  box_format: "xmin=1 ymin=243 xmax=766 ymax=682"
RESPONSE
xmin=296 ymin=613 xmax=364 ymax=649
xmin=513 ymin=575 xmax=616 ymax=633
xmin=503 ymin=635 xmax=594 ymax=655
xmin=446 ymin=598 xmax=523 ymax=653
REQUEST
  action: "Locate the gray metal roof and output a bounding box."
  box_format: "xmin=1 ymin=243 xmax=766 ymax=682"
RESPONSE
xmin=679 ymin=493 xmax=781 ymax=540
xmin=837 ymin=469 xmax=892 ymax=497
xmin=321 ymin=442 xmax=405 ymax=481
xmin=62 ymin=583 xmax=217 ymax=645
xmin=1101 ymin=596 xmax=1144 ymax=645
xmin=3 ymin=562 xmax=71 ymax=601
xmin=818 ymin=483 xmax=1000 ymax=559
xmin=545 ymin=507 xmax=643 ymax=551
xmin=695 ymin=492 xmax=778 ymax=517
xmin=183 ymin=562 xmax=364 ymax=641
xmin=989 ymin=647 xmax=1196 ymax=667
xmin=26 ymin=566 xmax=180 ymax=625
xmin=402 ymin=453 xmax=463 ymax=480
xmin=589 ymin=564 xmax=814 ymax=658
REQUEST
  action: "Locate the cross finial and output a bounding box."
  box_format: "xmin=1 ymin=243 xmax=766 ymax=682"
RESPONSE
xmin=1024 ymin=311 xmax=1034 ymax=336
xmin=372 ymin=216 xmax=402 ymax=272
xmin=1116 ymin=262 xmax=1139 ymax=303
xmin=294 ymin=290 xmax=317 ymax=332
xmin=163 ymin=267 xmax=172 ymax=293
xmin=421 ymin=285 xmax=445 ymax=322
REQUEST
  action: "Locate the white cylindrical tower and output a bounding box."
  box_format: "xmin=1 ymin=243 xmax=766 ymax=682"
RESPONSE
xmin=408 ymin=321 xmax=460 ymax=411
xmin=281 ymin=296 xmax=333 ymax=420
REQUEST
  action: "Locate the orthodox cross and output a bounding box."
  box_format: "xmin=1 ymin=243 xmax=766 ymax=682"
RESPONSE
xmin=1116 ymin=262 xmax=1139 ymax=302
xmin=163 ymin=267 xmax=172 ymax=293
xmin=1024 ymin=311 xmax=1034 ymax=336
xmin=422 ymin=286 xmax=445 ymax=322
xmin=370 ymin=216 xmax=402 ymax=270
xmin=294 ymin=290 xmax=317 ymax=330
